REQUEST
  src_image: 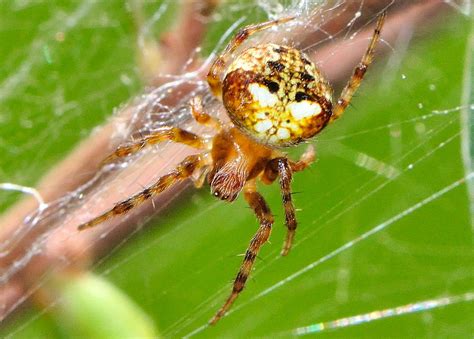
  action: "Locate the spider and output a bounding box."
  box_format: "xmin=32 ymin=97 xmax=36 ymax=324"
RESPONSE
xmin=78 ymin=12 xmax=386 ymax=325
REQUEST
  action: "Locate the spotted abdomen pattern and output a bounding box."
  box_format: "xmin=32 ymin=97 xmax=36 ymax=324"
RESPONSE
xmin=222 ymin=43 xmax=333 ymax=146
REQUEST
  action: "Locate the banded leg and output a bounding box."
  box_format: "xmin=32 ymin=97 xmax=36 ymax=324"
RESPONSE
xmin=190 ymin=96 xmax=222 ymax=130
xmin=261 ymin=145 xmax=314 ymax=185
xmin=102 ymin=127 xmax=204 ymax=164
xmin=210 ymin=183 xmax=273 ymax=325
xmin=207 ymin=16 xmax=294 ymax=97
xmin=78 ymin=154 xmax=202 ymax=230
xmin=274 ymin=158 xmax=297 ymax=256
xmin=330 ymin=11 xmax=386 ymax=122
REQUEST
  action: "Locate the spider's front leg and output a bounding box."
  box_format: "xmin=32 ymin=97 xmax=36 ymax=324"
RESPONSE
xmin=330 ymin=11 xmax=386 ymax=122
xmin=289 ymin=144 xmax=316 ymax=172
xmin=262 ymin=145 xmax=315 ymax=255
xmin=78 ymin=154 xmax=203 ymax=230
xmin=207 ymin=16 xmax=294 ymax=97
xmin=210 ymin=181 xmax=274 ymax=325
xmin=275 ymin=157 xmax=297 ymax=256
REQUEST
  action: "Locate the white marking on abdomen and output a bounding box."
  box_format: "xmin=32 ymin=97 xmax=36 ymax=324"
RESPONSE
xmin=288 ymin=101 xmax=322 ymax=120
xmin=249 ymin=83 xmax=278 ymax=107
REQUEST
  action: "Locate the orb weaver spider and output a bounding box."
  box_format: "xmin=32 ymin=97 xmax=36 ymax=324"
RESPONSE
xmin=78 ymin=12 xmax=386 ymax=325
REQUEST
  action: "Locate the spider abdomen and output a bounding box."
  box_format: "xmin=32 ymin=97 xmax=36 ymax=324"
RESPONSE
xmin=222 ymin=43 xmax=333 ymax=147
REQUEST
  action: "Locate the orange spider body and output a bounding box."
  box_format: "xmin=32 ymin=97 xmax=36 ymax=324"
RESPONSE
xmin=78 ymin=13 xmax=386 ymax=325
xmin=209 ymin=127 xmax=273 ymax=202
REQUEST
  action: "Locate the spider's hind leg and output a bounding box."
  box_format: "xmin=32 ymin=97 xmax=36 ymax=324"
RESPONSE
xmin=78 ymin=154 xmax=203 ymax=230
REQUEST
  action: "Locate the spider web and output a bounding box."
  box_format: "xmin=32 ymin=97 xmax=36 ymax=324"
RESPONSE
xmin=0 ymin=0 xmax=473 ymax=337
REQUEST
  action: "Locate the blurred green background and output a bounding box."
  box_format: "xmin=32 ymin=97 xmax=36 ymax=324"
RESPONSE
xmin=1 ymin=1 xmax=473 ymax=338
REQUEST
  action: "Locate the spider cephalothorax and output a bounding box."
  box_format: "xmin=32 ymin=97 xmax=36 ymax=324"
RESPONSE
xmin=78 ymin=13 xmax=386 ymax=325
xmin=223 ymin=43 xmax=333 ymax=146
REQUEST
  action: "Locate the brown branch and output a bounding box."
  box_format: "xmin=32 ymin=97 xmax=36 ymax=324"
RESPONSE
xmin=0 ymin=0 xmax=217 ymax=322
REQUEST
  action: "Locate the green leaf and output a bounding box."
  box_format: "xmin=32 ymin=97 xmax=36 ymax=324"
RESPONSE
xmin=53 ymin=273 xmax=158 ymax=338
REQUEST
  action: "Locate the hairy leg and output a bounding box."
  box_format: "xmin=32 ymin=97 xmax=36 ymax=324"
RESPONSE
xmin=102 ymin=128 xmax=205 ymax=165
xmin=274 ymin=158 xmax=297 ymax=256
xmin=78 ymin=154 xmax=202 ymax=230
xmin=190 ymin=96 xmax=222 ymax=130
xmin=261 ymin=147 xmax=314 ymax=256
xmin=330 ymin=11 xmax=386 ymax=122
xmin=289 ymin=144 xmax=315 ymax=172
xmin=261 ymin=145 xmax=314 ymax=186
xmin=210 ymin=182 xmax=273 ymax=325
xmin=207 ymin=16 xmax=294 ymax=97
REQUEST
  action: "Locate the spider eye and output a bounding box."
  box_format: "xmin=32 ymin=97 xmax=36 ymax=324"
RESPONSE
xmin=295 ymin=92 xmax=310 ymax=102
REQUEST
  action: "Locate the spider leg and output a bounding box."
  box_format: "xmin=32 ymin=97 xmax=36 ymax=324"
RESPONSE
xmin=102 ymin=127 xmax=205 ymax=165
xmin=330 ymin=11 xmax=386 ymax=122
xmin=272 ymin=158 xmax=298 ymax=256
xmin=279 ymin=146 xmax=315 ymax=255
xmin=78 ymin=154 xmax=202 ymax=230
xmin=207 ymin=16 xmax=295 ymax=97
xmin=289 ymin=144 xmax=315 ymax=172
xmin=210 ymin=181 xmax=273 ymax=325
xmin=261 ymin=149 xmax=312 ymax=256
xmin=190 ymin=96 xmax=223 ymax=130
xmin=260 ymin=144 xmax=314 ymax=185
